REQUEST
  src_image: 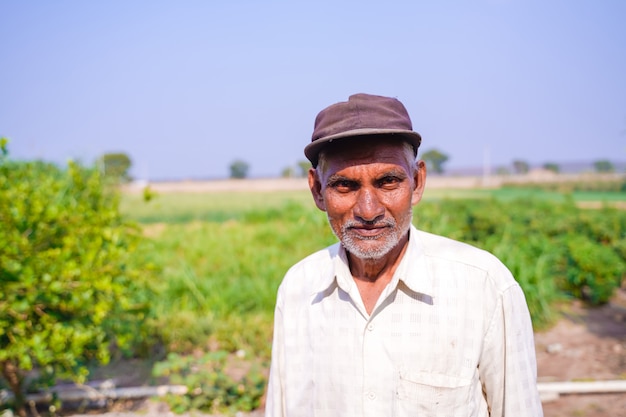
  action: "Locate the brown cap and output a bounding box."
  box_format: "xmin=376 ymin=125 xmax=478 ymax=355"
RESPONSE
xmin=304 ymin=93 xmax=422 ymax=167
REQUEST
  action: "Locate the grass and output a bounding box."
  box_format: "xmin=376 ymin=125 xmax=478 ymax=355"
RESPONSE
xmin=138 ymin=200 xmax=335 ymax=355
xmin=120 ymin=190 xmax=312 ymax=223
xmin=121 ymin=185 xmax=626 ymax=355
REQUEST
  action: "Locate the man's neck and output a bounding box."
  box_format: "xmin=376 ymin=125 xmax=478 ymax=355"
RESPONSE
xmin=347 ymin=233 xmax=410 ymax=315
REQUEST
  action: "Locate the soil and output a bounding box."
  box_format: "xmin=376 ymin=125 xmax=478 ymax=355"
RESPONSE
xmin=535 ymin=287 xmax=626 ymax=416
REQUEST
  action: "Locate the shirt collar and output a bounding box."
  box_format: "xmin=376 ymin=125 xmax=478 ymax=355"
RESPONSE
xmin=395 ymin=225 xmax=434 ymax=296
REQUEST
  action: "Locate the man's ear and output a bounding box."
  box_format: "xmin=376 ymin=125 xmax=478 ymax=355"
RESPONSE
xmin=308 ymin=168 xmax=327 ymax=211
xmin=411 ymin=160 xmax=426 ymax=206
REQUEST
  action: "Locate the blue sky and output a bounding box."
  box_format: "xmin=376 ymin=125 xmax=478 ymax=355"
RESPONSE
xmin=1 ymin=0 xmax=625 ymax=180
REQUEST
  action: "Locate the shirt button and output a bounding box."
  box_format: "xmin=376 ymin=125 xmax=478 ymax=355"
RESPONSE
xmin=366 ymin=392 xmax=376 ymax=400
xmin=367 ymin=323 xmax=374 ymax=331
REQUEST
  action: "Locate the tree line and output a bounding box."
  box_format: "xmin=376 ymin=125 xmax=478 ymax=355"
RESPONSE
xmin=100 ymin=151 xmax=620 ymax=181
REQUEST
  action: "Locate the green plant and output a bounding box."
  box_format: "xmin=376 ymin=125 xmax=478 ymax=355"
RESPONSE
xmin=152 ymin=351 xmax=266 ymax=415
xmin=563 ymin=234 xmax=625 ymax=304
xmin=100 ymin=152 xmax=133 ymax=183
xmin=0 ymin=144 xmax=153 ymax=416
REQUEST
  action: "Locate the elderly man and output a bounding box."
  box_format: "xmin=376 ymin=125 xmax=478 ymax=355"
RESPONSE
xmin=265 ymin=93 xmax=543 ymax=416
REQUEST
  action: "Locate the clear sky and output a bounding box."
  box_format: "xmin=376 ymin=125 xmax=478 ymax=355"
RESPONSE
xmin=1 ymin=0 xmax=625 ymax=180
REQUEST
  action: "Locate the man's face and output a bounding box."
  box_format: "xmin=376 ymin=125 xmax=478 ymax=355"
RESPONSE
xmin=309 ymin=138 xmax=425 ymax=261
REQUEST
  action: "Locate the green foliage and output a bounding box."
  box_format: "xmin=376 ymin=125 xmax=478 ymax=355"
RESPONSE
xmin=152 ymin=351 xmax=266 ymax=415
xmin=563 ymin=235 xmax=625 ymax=304
xmin=145 ymin=201 xmax=333 ymax=356
xmin=229 ymin=159 xmax=250 ymax=179
xmin=297 ymin=160 xmax=312 ymax=177
xmin=8 ymin=177 xmax=617 ymax=413
xmin=543 ymin=162 xmax=560 ymax=173
xmin=501 ymin=179 xmax=626 ymax=193
xmin=120 ymin=190 xmax=626 ymax=351
xmin=593 ymin=159 xmax=614 ymax=173
xmin=0 ymin=151 xmax=154 ymax=414
xmin=100 ymin=152 xmax=132 ymax=183
xmin=280 ymin=166 xmax=295 ymax=178
xmin=0 ymin=137 xmax=8 ymax=157
xmin=512 ymin=160 xmax=530 ymax=174
xmin=420 ymin=148 xmax=449 ymax=174
xmin=119 ymin=190 xmax=313 ymax=224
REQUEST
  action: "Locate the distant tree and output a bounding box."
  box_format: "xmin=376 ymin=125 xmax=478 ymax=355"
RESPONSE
xmin=281 ymin=166 xmax=295 ymax=178
xmin=101 ymin=152 xmax=132 ymax=183
xmin=512 ymin=160 xmax=530 ymax=174
xmin=593 ymin=159 xmax=614 ymax=173
xmin=421 ymin=149 xmax=449 ymax=174
xmin=297 ymin=160 xmax=312 ymax=177
xmin=543 ymin=162 xmax=560 ymax=173
xmin=495 ymin=166 xmax=511 ymax=176
xmin=229 ymin=159 xmax=250 ymax=179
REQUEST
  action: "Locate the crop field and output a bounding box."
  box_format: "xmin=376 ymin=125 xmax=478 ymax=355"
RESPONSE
xmin=4 ymin=158 xmax=625 ymax=415
xmin=120 ymin=185 xmax=626 ymax=352
xmin=113 ymin=183 xmax=626 ymax=413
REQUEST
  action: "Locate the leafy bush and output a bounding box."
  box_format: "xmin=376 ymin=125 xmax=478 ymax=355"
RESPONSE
xmin=152 ymin=351 xmax=266 ymax=415
xmin=563 ymin=235 xmax=625 ymax=304
xmin=0 ymin=142 xmax=154 ymax=416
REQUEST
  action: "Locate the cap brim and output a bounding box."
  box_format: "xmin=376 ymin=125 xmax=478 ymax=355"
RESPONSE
xmin=304 ymin=128 xmax=422 ymax=167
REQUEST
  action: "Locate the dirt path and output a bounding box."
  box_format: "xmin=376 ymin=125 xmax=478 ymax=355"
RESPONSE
xmin=535 ymin=288 xmax=626 ymax=416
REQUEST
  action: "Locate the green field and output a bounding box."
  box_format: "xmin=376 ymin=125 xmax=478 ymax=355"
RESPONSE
xmin=6 ymin=156 xmax=625 ymax=414
xmin=121 ymin=187 xmax=626 ymax=224
xmin=121 ymin=187 xmax=626 ymax=348
xmin=115 ymin=187 xmax=626 ymax=412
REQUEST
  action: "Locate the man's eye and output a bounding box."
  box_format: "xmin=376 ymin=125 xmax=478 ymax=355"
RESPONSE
xmin=378 ymin=176 xmax=401 ymax=188
xmin=331 ymin=180 xmax=356 ymax=191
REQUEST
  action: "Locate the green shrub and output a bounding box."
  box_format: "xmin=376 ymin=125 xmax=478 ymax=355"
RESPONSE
xmin=152 ymin=351 xmax=266 ymax=415
xmin=0 ymin=143 xmax=154 ymax=416
xmin=563 ymin=234 xmax=625 ymax=304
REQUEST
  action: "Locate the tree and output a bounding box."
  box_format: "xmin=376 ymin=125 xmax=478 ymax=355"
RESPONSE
xmin=594 ymin=159 xmax=614 ymax=173
xmin=101 ymin=152 xmax=132 ymax=183
xmin=543 ymin=162 xmax=560 ymax=173
xmin=0 ymin=141 xmax=152 ymax=416
xmin=512 ymin=160 xmax=530 ymax=174
xmin=420 ymin=149 xmax=449 ymax=174
xmin=496 ymin=166 xmax=511 ymax=176
xmin=297 ymin=160 xmax=312 ymax=178
xmin=229 ymin=159 xmax=250 ymax=179
xmin=281 ymin=166 xmax=295 ymax=178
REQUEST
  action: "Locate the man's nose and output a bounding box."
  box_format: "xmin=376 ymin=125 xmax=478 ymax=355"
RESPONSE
xmin=354 ymin=188 xmax=384 ymax=222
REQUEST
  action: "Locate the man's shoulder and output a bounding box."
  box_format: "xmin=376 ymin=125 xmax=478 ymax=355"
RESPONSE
xmin=412 ymin=228 xmax=513 ymax=282
xmin=290 ymin=242 xmax=341 ymax=270
xmin=278 ymin=242 xmax=340 ymax=291
xmin=414 ymin=228 xmax=488 ymax=257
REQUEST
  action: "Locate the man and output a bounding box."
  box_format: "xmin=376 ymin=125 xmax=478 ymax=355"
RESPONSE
xmin=265 ymin=93 xmax=543 ymax=416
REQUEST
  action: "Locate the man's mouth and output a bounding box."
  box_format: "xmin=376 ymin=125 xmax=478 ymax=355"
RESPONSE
xmin=348 ymin=225 xmax=388 ymax=239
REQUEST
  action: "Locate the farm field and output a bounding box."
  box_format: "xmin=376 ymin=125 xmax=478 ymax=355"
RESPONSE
xmin=6 ymin=176 xmax=621 ymax=417
xmin=108 ymin=178 xmax=626 ymax=416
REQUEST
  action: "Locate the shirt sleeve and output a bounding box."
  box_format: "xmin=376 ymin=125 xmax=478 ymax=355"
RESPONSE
xmin=265 ymin=299 xmax=285 ymax=417
xmin=479 ymin=283 xmax=544 ymax=417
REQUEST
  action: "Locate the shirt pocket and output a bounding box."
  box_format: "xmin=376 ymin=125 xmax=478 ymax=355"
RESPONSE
xmin=394 ymin=369 xmax=473 ymax=417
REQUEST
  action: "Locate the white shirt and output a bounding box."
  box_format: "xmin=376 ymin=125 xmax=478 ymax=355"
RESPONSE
xmin=265 ymin=225 xmax=543 ymax=417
